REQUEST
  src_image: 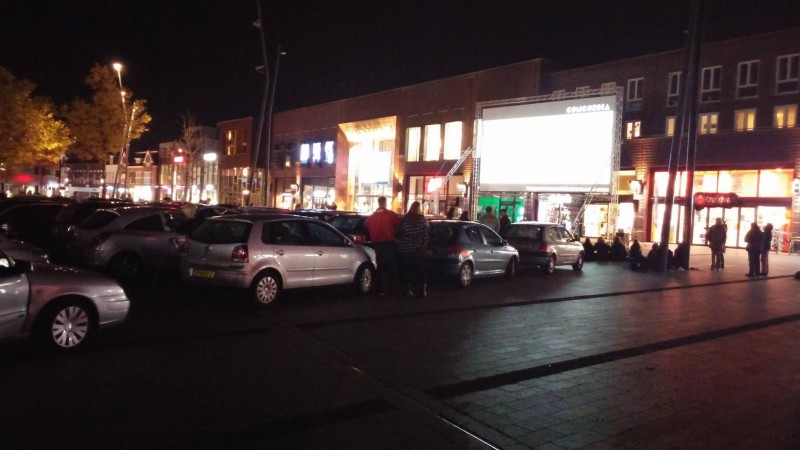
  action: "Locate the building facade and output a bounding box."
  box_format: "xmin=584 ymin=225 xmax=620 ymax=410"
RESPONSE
xmin=226 ymin=28 xmax=800 ymax=248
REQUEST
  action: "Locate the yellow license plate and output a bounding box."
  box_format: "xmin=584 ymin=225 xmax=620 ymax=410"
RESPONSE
xmin=192 ymin=269 xmax=215 ymax=279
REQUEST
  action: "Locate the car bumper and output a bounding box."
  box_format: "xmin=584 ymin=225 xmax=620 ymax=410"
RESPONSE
xmin=96 ymin=292 xmax=130 ymax=328
xmin=518 ymin=251 xmax=550 ymax=266
xmin=423 ymin=258 xmax=462 ymax=278
xmin=181 ymin=263 xmax=250 ymax=289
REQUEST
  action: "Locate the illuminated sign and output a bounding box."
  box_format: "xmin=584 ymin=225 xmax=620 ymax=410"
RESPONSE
xmin=566 ymin=104 xmax=612 ymax=114
xmin=693 ymin=192 xmax=741 ymax=209
xmin=173 ymin=155 xmax=185 ymax=164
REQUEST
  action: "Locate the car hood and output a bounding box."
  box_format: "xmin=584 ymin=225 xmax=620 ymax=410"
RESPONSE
xmin=26 ymin=262 xmax=124 ymax=288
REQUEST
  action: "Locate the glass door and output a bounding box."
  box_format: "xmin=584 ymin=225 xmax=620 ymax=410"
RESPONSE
xmin=737 ymin=207 xmax=756 ymax=248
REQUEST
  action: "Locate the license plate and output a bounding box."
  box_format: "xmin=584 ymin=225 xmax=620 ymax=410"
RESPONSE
xmin=192 ymin=269 xmax=215 ymax=279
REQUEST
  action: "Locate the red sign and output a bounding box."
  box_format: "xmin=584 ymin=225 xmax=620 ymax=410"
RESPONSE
xmin=693 ymin=192 xmax=741 ymax=209
xmin=173 ymin=155 xmax=185 ymax=164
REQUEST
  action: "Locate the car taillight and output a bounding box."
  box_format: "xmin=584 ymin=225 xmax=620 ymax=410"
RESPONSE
xmin=350 ymin=233 xmax=366 ymax=244
xmin=537 ymin=243 xmax=550 ymax=253
xmin=231 ymin=245 xmax=248 ymax=263
xmin=445 ymin=244 xmax=463 ymax=255
xmin=92 ymin=232 xmax=112 ymax=245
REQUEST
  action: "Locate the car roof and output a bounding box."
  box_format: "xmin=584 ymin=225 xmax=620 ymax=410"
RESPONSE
xmin=208 ymin=213 xmax=319 ymax=223
xmin=507 ymin=221 xmax=560 ymax=226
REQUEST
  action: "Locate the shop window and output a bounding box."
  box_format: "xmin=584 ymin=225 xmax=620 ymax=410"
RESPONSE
xmin=698 ymin=112 xmax=718 ymax=134
xmin=776 ymin=54 xmax=799 ymax=94
xmin=443 ymin=121 xmax=462 ymax=160
xmin=701 ymin=66 xmax=722 ymax=102
xmin=299 ymin=143 xmax=310 ymax=164
xmin=625 ymin=121 xmax=641 ymax=139
xmin=758 ymin=170 xmax=792 ymax=197
xmin=424 ymin=124 xmax=441 ymax=161
xmin=736 ymin=60 xmax=759 ymax=98
xmin=406 ymin=127 xmax=421 ymax=162
xmin=665 ymin=116 xmax=675 ymax=137
xmin=718 ymin=170 xmax=758 ymax=197
xmin=667 ymin=72 xmax=681 ymax=106
xmin=324 ymin=141 xmax=335 ymax=165
xmin=734 ymin=109 xmax=756 ymax=132
xmin=774 ymin=105 xmax=797 ymax=128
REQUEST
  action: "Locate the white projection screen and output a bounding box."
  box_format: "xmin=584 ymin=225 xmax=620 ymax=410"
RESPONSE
xmin=477 ymin=95 xmax=617 ymax=193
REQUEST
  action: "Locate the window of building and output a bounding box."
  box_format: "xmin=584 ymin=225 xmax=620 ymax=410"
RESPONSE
xmin=627 ymin=78 xmax=644 ymax=102
xmin=424 ymin=124 xmax=441 ymax=161
xmin=324 ymin=141 xmax=335 ymax=164
xmin=667 ymin=72 xmax=681 ymax=106
xmin=625 ymin=121 xmax=641 ymax=139
xmin=311 ymin=142 xmax=322 ymax=164
xmin=406 ymin=127 xmax=421 ymax=162
xmin=776 ymin=54 xmax=799 ymax=94
xmin=736 ymin=60 xmax=759 ymax=98
xmin=701 ymin=66 xmax=722 ymax=102
xmin=299 ymin=143 xmax=310 ymax=164
xmin=698 ymin=112 xmax=719 ymax=134
xmin=734 ymin=109 xmax=757 ymax=131
xmin=774 ymin=104 xmax=797 ymax=128
xmin=665 ymin=116 xmax=675 ymax=137
xmin=225 ymin=130 xmax=239 ymax=155
xmin=443 ymin=121 xmax=462 ymax=160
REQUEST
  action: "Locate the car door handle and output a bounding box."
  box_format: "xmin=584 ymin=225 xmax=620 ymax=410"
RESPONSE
xmin=276 ymin=250 xmax=284 ymax=256
xmin=316 ymin=250 xmax=324 ymax=256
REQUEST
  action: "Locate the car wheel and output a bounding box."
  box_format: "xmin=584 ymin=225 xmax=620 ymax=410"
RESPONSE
xmin=252 ymin=270 xmax=282 ymax=306
xmin=106 ymin=253 xmax=142 ymax=282
xmin=505 ymin=258 xmax=517 ymax=280
xmin=36 ymin=298 xmax=95 ymax=351
xmin=458 ymin=262 xmax=473 ymax=287
xmin=354 ymin=264 xmax=375 ymax=295
xmin=542 ymin=255 xmax=556 ymax=275
xmin=572 ymin=253 xmax=584 ymax=271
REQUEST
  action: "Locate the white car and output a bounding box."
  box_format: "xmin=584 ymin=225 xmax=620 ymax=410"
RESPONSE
xmin=0 ymin=250 xmax=129 ymax=351
xmin=181 ymin=214 xmax=377 ymax=305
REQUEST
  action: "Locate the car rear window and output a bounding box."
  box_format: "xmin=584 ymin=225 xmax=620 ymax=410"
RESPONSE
xmin=77 ymin=210 xmax=119 ymax=230
xmin=429 ymin=225 xmax=458 ymax=245
xmin=190 ymin=220 xmax=252 ymax=244
xmin=504 ymin=225 xmax=543 ymax=240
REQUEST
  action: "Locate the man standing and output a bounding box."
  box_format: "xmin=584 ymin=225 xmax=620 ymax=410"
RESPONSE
xmin=706 ymin=218 xmax=727 ymax=271
xmin=744 ymin=222 xmax=764 ymax=277
xmin=364 ymin=196 xmax=400 ymax=295
xmin=480 ymin=206 xmax=499 ymax=232
xmin=761 ymin=223 xmax=774 ymax=275
xmin=498 ymin=209 xmax=511 ymax=234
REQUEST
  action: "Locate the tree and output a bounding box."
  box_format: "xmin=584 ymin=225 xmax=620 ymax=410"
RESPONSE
xmin=62 ymin=64 xmax=151 ymax=162
xmin=0 ymin=67 xmax=73 ymax=168
xmin=177 ymin=113 xmax=209 ymax=202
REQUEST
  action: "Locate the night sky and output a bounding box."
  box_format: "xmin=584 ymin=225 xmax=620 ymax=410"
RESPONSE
xmin=3 ymin=0 xmax=800 ymax=152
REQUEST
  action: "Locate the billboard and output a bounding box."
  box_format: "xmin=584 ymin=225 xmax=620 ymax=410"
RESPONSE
xmin=477 ymin=95 xmax=617 ymax=193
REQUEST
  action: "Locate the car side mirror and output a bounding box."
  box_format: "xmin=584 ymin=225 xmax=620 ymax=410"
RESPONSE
xmin=500 ymin=239 xmax=509 ymax=246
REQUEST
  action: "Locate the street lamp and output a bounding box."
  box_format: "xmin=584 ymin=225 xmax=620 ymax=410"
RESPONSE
xmin=110 ymin=61 xmax=130 ymax=198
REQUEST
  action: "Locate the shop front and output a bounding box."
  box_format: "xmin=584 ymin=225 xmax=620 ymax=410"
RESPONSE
xmin=340 ymin=117 xmax=397 ymax=213
xmin=649 ymin=168 xmax=794 ymax=248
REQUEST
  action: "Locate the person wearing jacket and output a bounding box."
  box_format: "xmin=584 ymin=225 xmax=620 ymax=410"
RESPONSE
xmin=761 ymin=223 xmax=773 ymax=276
xmin=396 ymin=201 xmax=430 ymax=298
xmin=364 ymin=196 xmax=400 ymax=295
xmin=744 ymin=222 xmax=764 ymax=277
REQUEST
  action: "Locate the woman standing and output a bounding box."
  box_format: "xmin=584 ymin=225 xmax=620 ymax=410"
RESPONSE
xmin=397 ymin=201 xmax=430 ymax=298
xmin=761 ymin=223 xmax=773 ymax=275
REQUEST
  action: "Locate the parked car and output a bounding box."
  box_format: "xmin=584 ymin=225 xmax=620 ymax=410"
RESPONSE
xmin=501 ymin=221 xmax=585 ymax=274
xmin=0 ymin=234 xmax=49 ymax=263
xmin=49 ymin=199 xmax=135 ymax=262
xmin=181 ymin=213 xmax=377 ymax=305
xmin=67 ymin=206 xmax=189 ymax=281
xmin=0 ymin=201 xmax=71 ymax=254
xmin=0 ymin=195 xmax=73 ymax=215
xmin=424 ymin=220 xmax=519 ymax=287
xmin=329 ymin=213 xmax=372 ymax=246
xmin=0 ymin=249 xmax=129 ymax=351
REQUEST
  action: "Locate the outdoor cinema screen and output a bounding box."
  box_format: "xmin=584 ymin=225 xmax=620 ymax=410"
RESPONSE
xmin=477 ymin=95 xmax=617 ymax=193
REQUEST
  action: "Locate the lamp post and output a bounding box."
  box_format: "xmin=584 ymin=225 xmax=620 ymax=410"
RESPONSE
xmin=263 ymin=44 xmax=286 ymax=206
xmin=110 ymin=62 xmax=135 ymax=199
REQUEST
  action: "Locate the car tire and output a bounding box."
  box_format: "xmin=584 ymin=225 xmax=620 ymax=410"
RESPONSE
xmin=458 ymin=262 xmax=474 ymax=287
xmin=505 ymin=258 xmax=517 ymax=280
xmin=252 ymin=270 xmax=282 ymax=306
xmin=572 ymin=253 xmax=584 ymax=271
xmin=542 ymin=255 xmax=556 ymax=275
xmin=354 ymin=264 xmax=375 ymax=295
xmin=106 ymin=252 xmax=143 ymax=282
xmin=36 ymin=297 xmax=96 ymax=352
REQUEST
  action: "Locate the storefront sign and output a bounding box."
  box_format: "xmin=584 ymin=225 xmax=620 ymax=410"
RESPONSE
xmin=693 ymin=192 xmax=741 ymax=209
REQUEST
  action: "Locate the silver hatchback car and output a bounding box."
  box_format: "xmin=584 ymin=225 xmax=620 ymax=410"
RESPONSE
xmin=180 ymin=214 xmax=377 ymax=305
xmin=501 ymin=221 xmax=585 ymax=274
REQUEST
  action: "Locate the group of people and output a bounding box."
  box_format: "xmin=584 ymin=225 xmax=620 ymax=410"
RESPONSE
xmin=364 ymin=196 xmax=430 ymax=298
xmin=744 ymin=221 xmax=775 ymax=277
xmin=582 ymin=236 xmax=629 ymax=262
xmin=476 ymin=206 xmax=511 ymax=233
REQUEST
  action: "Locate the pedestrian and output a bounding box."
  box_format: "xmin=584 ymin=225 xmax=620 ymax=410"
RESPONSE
xmin=583 ymin=238 xmax=595 ymax=261
xmin=761 ymin=223 xmax=773 ymax=276
xmin=458 ymin=211 xmax=469 ymax=220
xmin=396 ymin=201 xmax=429 ymax=298
xmin=744 ymin=222 xmax=764 ymax=277
xmin=498 ymin=209 xmax=511 ymax=234
xmin=479 ymin=206 xmax=499 ymax=231
xmin=364 ymin=196 xmax=400 ymax=296
xmin=609 ymin=236 xmax=628 ymax=261
xmin=706 ymin=217 xmax=727 ymax=271
xmin=594 ymin=236 xmax=611 ymax=261
xmin=445 ymin=207 xmax=457 ymax=219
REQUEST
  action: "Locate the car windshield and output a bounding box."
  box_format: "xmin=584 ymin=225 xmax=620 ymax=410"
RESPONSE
xmin=505 ymin=225 xmax=543 ymax=240
xmin=429 ymin=225 xmax=458 ymax=245
xmin=190 ymin=220 xmax=252 ymax=244
xmin=77 ymin=210 xmax=119 ymax=230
